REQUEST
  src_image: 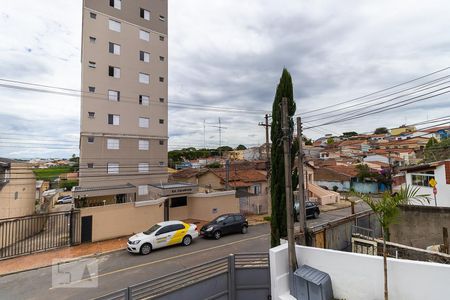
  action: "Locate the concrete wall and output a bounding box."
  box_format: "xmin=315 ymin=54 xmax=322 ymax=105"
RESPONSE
xmin=352 ymin=182 xmax=378 ymax=194
xmin=390 ymin=205 xmax=450 ymax=248
xmin=270 ymin=243 xmax=450 ymax=300
xmin=198 ymin=172 xmax=222 ymax=190
xmin=0 ymin=163 xmax=36 ymax=219
xmin=315 ymin=180 xmax=350 ymax=192
xmin=188 ymin=191 xmax=239 ymax=221
xmin=169 ymin=205 xmax=188 ymax=220
xmin=80 ymin=202 xmax=164 ymax=242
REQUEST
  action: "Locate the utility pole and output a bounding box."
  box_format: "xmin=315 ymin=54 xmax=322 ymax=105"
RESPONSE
xmin=281 ymin=98 xmax=298 ymax=283
xmin=225 ymin=159 xmax=230 ymax=190
xmin=296 ymin=117 xmax=307 ymax=246
xmin=219 ymin=117 xmax=222 ymax=156
xmin=259 ymin=114 xmax=272 ymax=213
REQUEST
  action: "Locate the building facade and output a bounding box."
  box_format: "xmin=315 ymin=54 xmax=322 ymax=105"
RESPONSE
xmin=78 ymin=0 xmax=168 ymax=203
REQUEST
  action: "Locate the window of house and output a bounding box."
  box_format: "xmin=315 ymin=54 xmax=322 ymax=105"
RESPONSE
xmin=159 ymin=97 xmax=165 ymax=103
xmin=411 ymin=172 xmax=435 ymax=187
xmin=140 ymin=51 xmax=150 ymax=63
xmin=109 ymin=42 xmax=120 ymax=55
xmin=90 ymin=12 xmax=96 ymax=19
xmin=139 ymin=140 xmax=149 ymax=150
xmin=139 ymin=30 xmax=150 ymax=41
xmin=138 ymin=163 xmax=149 ymax=173
xmin=108 ymin=90 xmax=120 ymax=101
xmin=109 ymin=19 xmax=121 ymax=32
xmin=109 ymin=0 xmax=121 ymax=10
xmin=88 ymin=61 xmax=96 ymax=68
xmin=109 ymin=66 xmax=120 ymax=78
xmin=159 ymin=77 xmax=164 ymax=83
xmin=89 ymin=36 xmax=96 ymax=43
xmin=14 ymin=191 xmax=19 ymax=200
xmin=107 ymin=163 xmax=119 ymax=174
xmin=159 ymin=15 xmax=165 ymax=22
xmin=159 ymin=140 xmax=164 ymax=145
xmin=159 ymin=119 xmax=164 ymax=124
xmin=139 ymin=117 xmax=149 ymax=128
xmin=170 ymin=196 xmax=187 ymax=208
xmin=87 ymin=163 xmax=94 ymax=169
xmin=139 ymin=73 xmax=149 ymax=84
xmin=139 ymin=95 xmax=149 ymax=106
xmin=87 ymin=136 xmax=94 ymax=143
xmin=107 ymin=138 xmax=120 ymax=150
xmin=138 ymin=185 xmax=148 ymax=195
xmin=88 ymin=86 xmax=95 ymax=93
xmin=252 ymin=184 xmax=261 ymax=195
xmin=140 ymin=8 xmax=150 ymax=20
xmin=159 ymin=36 xmax=164 ymax=41
xmin=159 ymin=56 xmax=165 ymax=62
xmin=88 ymin=112 xmax=95 ymax=119
xmin=108 ymin=114 xmax=120 ymax=125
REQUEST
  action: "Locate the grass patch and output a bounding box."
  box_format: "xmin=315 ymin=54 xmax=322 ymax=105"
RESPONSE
xmin=33 ymin=166 xmax=73 ymax=181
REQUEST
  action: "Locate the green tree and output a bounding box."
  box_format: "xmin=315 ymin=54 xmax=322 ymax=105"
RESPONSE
xmin=426 ymin=137 xmax=438 ymax=148
xmin=270 ymin=68 xmax=296 ymax=247
xmin=342 ymin=131 xmax=358 ymax=138
xmin=326 ymin=137 xmax=334 ymax=145
xmin=235 ymin=144 xmax=247 ymax=150
xmin=206 ymin=162 xmax=221 ymax=168
xmin=374 ymin=127 xmax=389 ymax=134
xmin=423 ymin=138 xmax=450 ymax=162
xmin=355 ymin=164 xmax=375 ymax=182
xmin=357 ymin=186 xmax=429 ymax=300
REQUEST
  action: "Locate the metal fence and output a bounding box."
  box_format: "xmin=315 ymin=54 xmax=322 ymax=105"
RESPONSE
xmin=95 ymin=253 xmax=270 ymax=300
xmin=0 ymin=209 xmax=80 ymax=259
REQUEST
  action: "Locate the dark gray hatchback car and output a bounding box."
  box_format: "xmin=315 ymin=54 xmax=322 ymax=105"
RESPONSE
xmin=200 ymin=213 xmax=248 ymax=239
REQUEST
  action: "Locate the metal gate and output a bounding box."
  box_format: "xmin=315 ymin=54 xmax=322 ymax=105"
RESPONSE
xmin=0 ymin=210 xmax=81 ymax=259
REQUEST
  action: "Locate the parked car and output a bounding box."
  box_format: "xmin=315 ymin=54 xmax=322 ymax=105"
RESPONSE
xmin=294 ymin=201 xmax=320 ymax=219
xmin=200 ymin=213 xmax=248 ymax=240
xmin=56 ymin=196 xmax=73 ymax=204
xmin=127 ymin=220 xmax=199 ymax=255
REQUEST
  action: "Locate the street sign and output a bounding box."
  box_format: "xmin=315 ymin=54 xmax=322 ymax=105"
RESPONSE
xmin=433 ymin=187 xmax=438 ymax=195
xmin=429 ymin=178 xmax=437 ymax=188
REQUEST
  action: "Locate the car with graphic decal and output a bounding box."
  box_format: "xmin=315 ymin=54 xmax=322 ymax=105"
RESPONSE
xmin=127 ymin=220 xmax=199 ymax=255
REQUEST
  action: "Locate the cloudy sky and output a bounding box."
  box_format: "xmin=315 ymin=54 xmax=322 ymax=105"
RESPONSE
xmin=1 ymin=0 xmax=450 ymax=159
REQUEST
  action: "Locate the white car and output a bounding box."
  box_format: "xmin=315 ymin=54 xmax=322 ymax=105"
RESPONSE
xmin=127 ymin=220 xmax=199 ymax=255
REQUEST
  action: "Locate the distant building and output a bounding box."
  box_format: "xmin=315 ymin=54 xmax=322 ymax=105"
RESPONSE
xmin=390 ymin=125 xmax=416 ymax=136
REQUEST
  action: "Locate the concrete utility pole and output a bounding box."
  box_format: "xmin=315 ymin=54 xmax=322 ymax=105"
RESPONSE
xmin=296 ymin=117 xmax=307 ymax=246
xmin=225 ymin=159 xmax=230 ymax=190
xmin=259 ymin=114 xmax=272 ymax=213
xmin=281 ymin=98 xmax=298 ymax=280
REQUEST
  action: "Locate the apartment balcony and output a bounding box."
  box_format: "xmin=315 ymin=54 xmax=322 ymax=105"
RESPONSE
xmin=270 ymin=243 xmax=450 ymax=300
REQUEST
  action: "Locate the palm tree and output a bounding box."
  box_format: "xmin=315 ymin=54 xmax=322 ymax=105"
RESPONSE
xmin=358 ymin=185 xmax=430 ymax=300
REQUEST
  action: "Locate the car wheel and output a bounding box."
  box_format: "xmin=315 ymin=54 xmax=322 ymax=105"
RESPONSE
xmin=182 ymin=235 xmax=192 ymax=246
xmin=140 ymin=243 xmax=152 ymax=255
xmin=313 ymin=211 xmax=319 ymax=219
xmin=213 ymin=231 xmax=222 ymax=240
xmin=241 ymin=226 xmax=248 ymax=234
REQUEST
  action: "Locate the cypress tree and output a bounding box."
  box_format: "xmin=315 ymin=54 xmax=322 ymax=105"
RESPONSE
xmin=270 ymin=68 xmax=296 ymax=247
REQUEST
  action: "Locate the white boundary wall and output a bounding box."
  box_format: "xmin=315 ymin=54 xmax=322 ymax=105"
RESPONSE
xmin=270 ymin=243 xmax=450 ymax=300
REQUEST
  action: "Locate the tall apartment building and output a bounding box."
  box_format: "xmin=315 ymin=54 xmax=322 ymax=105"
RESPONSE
xmin=76 ymin=0 xmax=168 ymax=203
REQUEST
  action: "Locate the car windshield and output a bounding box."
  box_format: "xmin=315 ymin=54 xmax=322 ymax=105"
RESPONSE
xmin=143 ymin=224 xmax=161 ymax=235
xmin=212 ymin=216 xmax=227 ymax=224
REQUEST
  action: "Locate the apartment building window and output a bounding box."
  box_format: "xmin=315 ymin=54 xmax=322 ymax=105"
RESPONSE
xmin=159 ymin=56 xmax=165 ymax=62
xmin=159 ymin=36 xmax=164 ymax=41
xmin=107 ymin=163 xmax=119 ymax=174
xmin=139 ymin=140 xmax=149 ymax=150
xmin=139 ymin=73 xmax=149 ymax=84
xmin=109 ymin=42 xmax=120 ymax=55
xmin=139 ymin=30 xmax=150 ymax=41
xmin=159 ymin=119 xmax=164 ymax=124
xmin=159 ymin=97 xmax=165 ymax=103
xmin=159 ymin=15 xmax=166 ymax=22
xmin=139 ymin=95 xmax=149 ymax=106
xmin=140 ymin=8 xmax=150 ymax=20
xmin=88 ymin=86 xmax=96 ymax=93
xmin=109 ymin=66 xmax=120 ymax=78
xmin=139 ymin=117 xmax=149 ymax=128
xmin=107 ymin=138 xmax=120 ymax=150
xmin=139 ymin=51 xmax=150 ymax=63
xmin=159 ymin=140 xmax=164 ymax=145
xmin=88 ymin=112 xmax=95 ymax=119
xmin=138 ymin=163 xmax=149 ymax=173
xmin=108 ymin=90 xmax=120 ymax=102
xmin=109 ymin=20 xmax=121 ymax=32
xmin=88 ymin=61 xmax=96 ymax=68
xmin=87 ymin=163 xmax=94 ymax=169
xmin=138 ymin=185 xmax=148 ymax=196
xmin=90 ymin=12 xmax=96 ymax=19
xmin=159 ymin=162 xmax=165 ymax=167
xmin=89 ymin=36 xmax=96 ymax=43
xmin=159 ymin=77 xmax=164 ymax=83
xmin=109 ymin=0 xmax=121 ymax=10
xmin=87 ymin=136 xmax=95 ymax=143
xmin=108 ymin=114 xmax=120 ymax=125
